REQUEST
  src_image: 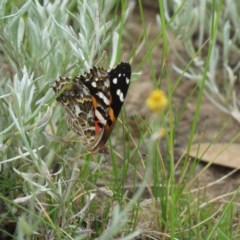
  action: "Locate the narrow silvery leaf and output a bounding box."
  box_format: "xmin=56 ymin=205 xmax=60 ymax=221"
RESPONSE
xmin=17 ymin=17 xmax=25 ymax=49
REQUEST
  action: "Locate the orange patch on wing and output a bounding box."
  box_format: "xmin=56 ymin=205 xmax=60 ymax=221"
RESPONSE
xmin=109 ymin=96 xmax=115 ymax=121
xmin=91 ymin=96 xmax=101 ymax=135
xmin=91 ymin=96 xmax=97 ymax=110
xmin=107 ymin=107 xmax=115 ymax=130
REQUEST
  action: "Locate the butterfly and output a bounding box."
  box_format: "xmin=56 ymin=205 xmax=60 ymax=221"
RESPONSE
xmin=53 ymin=62 xmax=131 ymax=153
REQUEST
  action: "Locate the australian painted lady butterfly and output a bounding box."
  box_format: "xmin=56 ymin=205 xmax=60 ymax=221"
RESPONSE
xmin=53 ymin=62 xmax=131 ymax=153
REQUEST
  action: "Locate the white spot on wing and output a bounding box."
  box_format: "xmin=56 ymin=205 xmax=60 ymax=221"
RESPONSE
xmin=113 ymin=78 xmax=118 ymax=84
xmin=88 ymin=126 xmax=95 ymax=131
xmin=117 ymin=89 xmax=124 ymax=102
xmin=95 ymin=109 xmax=107 ymax=125
xmin=74 ymin=105 xmax=82 ymax=115
xmin=91 ymin=81 xmax=97 ymax=88
xmin=97 ymin=92 xmax=110 ymax=105
xmin=126 ymin=77 xmax=130 ymax=84
xmin=87 ymin=109 xmax=94 ymax=119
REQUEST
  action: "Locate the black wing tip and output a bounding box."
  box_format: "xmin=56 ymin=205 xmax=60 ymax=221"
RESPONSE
xmin=117 ymin=61 xmax=131 ymax=74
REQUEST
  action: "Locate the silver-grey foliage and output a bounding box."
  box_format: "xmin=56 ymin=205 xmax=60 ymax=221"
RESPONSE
xmin=0 ymin=1 xmax=140 ymax=239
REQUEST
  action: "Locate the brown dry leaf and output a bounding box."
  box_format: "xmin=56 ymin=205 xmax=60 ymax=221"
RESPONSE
xmin=187 ymin=143 xmax=240 ymax=169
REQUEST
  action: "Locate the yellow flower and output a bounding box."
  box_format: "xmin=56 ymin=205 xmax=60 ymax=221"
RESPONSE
xmin=146 ymin=89 xmax=168 ymax=112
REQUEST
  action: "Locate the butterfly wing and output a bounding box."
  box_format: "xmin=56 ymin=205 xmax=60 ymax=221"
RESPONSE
xmin=79 ymin=66 xmax=111 ymax=151
xmin=101 ymin=62 xmax=131 ymax=144
xmin=53 ymin=77 xmax=97 ymax=147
